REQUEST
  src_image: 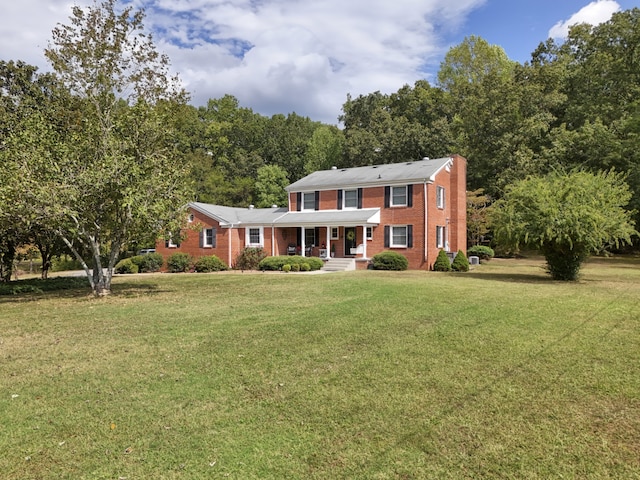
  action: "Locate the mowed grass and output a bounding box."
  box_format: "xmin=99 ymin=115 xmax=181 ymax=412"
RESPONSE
xmin=1 ymin=257 xmax=639 ymax=479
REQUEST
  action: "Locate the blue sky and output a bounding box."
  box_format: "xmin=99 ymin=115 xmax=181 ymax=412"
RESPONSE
xmin=2 ymin=0 xmax=638 ymax=124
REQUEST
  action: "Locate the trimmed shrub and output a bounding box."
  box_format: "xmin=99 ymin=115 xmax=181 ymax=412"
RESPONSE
xmin=451 ymin=250 xmax=470 ymax=272
xmin=234 ymin=247 xmax=267 ymax=270
xmin=114 ymin=258 xmax=139 ymax=274
xmin=301 ymin=262 xmax=311 ymax=272
xmin=467 ymin=245 xmax=494 ymax=261
xmin=433 ymin=249 xmax=452 ymax=272
xmin=135 ymin=252 xmax=164 ymax=272
xmin=194 ymin=255 xmax=228 ymax=273
xmin=371 ymin=251 xmax=409 ymax=271
xmin=282 ymin=264 xmax=291 ymax=273
xmin=291 ymin=263 xmax=300 ymax=272
xmin=258 ymin=255 xmax=323 ymax=271
xmin=166 ymin=252 xmax=192 ymax=273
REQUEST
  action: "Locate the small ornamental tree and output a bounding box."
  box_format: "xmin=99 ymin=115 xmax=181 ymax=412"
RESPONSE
xmin=451 ymin=250 xmax=470 ymax=272
xmin=433 ymin=249 xmax=452 ymax=271
xmin=492 ymin=170 xmax=637 ymax=280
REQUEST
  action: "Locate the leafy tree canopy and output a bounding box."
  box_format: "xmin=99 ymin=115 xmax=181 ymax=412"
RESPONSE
xmin=492 ymin=170 xmax=637 ymax=280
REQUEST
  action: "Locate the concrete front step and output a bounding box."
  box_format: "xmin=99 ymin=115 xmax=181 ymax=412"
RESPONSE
xmin=321 ymin=258 xmax=356 ymax=272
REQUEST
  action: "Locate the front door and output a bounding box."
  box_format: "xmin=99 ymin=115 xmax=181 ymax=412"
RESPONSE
xmin=344 ymin=227 xmax=357 ymax=256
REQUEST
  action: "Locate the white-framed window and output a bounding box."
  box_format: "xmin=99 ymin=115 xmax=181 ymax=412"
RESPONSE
xmin=202 ymin=228 xmax=216 ymax=247
xmin=390 ymin=226 xmax=408 ymax=248
xmin=331 ymin=227 xmax=339 ymax=240
xmin=391 ymin=186 xmax=407 ymax=206
xmin=343 ymin=189 xmax=358 ymax=209
xmin=437 ymin=186 xmax=445 ymax=209
xmin=188 ymin=213 xmax=194 ymax=223
xmin=302 ymin=192 xmax=315 ymax=211
xmin=436 ymin=225 xmax=446 ymax=249
xmin=366 ymin=227 xmax=373 ymax=240
xmin=246 ymin=227 xmax=263 ymax=247
xmin=167 ymin=233 xmax=179 ymax=248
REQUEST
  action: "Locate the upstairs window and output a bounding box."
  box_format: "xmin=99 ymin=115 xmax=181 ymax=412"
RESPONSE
xmin=302 ymin=192 xmax=316 ymax=210
xmin=391 ymin=186 xmax=407 ymax=206
xmin=343 ymin=189 xmax=358 ymax=209
xmin=437 ymin=186 xmax=445 ymax=209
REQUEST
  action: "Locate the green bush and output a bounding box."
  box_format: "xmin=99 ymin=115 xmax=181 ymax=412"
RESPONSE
xmin=114 ymin=258 xmax=139 ymax=274
xmin=131 ymin=253 xmax=164 ymax=272
xmin=51 ymin=256 xmax=83 ymax=272
xmin=258 ymin=255 xmax=323 ymax=271
xmin=433 ymin=249 xmax=452 ymax=272
xmin=301 ymin=262 xmax=311 ymax=272
xmin=371 ymin=251 xmax=409 ymax=271
xmin=467 ymin=245 xmax=495 ymax=261
xmin=166 ymin=252 xmax=192 ymax=273
xmin=194 ymin=255 xmax=228 ymax=273
xmin=234 ymin=247 xmax=267 ymax=270
xmin=452 ymin=250 xmax=470 ymax=272
xmin=282 ymin=264 xmax=291 ymax=273
xmin=291 ymin=263 xmax=300 ymax=272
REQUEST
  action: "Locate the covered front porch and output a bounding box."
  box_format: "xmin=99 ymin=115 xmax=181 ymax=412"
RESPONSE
xmin=271 ymin=209 xmax=381 ymax=261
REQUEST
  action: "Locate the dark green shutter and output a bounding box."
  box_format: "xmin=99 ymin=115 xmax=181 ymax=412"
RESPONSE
xmin=407 ymin=185 xmax=413 ymax=207
xmin=337 ymin=190 xmax=343 ymax=210
xmin=384 ymin=226 xmax=390 ymax=248
xmin=357 ymin=188 xmax=363 ymax=209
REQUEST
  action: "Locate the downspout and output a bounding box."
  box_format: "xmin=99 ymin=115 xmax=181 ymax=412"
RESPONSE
xmin=423 ymin=180 xmax=428 ymax=267
xmin=228 ymin=224 xmax=233 ymax=267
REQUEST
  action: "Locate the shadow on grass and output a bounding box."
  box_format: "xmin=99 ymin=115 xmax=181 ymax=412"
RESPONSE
xmin=465 ymin=271 xmax=554 ymax=284
xmin=0 ymin=278 xmax=164 ymax=303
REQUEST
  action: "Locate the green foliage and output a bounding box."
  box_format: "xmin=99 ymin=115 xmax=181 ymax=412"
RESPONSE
xmin=254 ymin=164 xmax=289 ymax=208
xmin=371 ymin=251 xmax=409 ymax=271
xmin=258 ymin=255 xmax=323 ymax=271
xmin=234 ymin=247 xmax=267 ymax=270
xmin=166 ymin=252 xmax=192 ymax=273
xmin=51 ymin=256 xmax=83 ymax=272
xmin=193 ymin=255 xmax=228 ymax=273
xmin=114 ymin=258 xmax=139 ymax=274
xmin=467 ymin=245 xmax=495 ymax=261
xmin=451 ymin=250 xmax=470 ymax=272
xmin=433 ymin=249 xmax=452 ymax=271
xmin=300 ymin=262 xmax=311 ymax=272
xmin=291 ymin=263 xmax=300 ymax=272
xmin=282 ymin=263 xmax=291 ymax=273
xmin=492 ymin=169 xmax=637 ymax=280
xmin=132 ymin=253 xmax=164 ymax=273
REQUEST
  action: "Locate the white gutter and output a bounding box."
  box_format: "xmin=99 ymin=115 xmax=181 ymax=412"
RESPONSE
xmin=424 ymin=180 xmax=428 ymax=266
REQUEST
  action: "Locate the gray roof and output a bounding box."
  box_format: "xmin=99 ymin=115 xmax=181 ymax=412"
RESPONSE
xmin=273 ymin=209 xmax=380 ymax=227
xmin=189 ymin=202 xmax=288 ymax=226
xmin=189 ymin=202 xmax=380 ymax=227
xmin=286 ymin=156 xmax=454 ymax=192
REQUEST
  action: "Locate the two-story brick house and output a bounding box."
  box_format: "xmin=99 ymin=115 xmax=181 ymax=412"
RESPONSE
xmin=155 ymin=155 xmax=466 ymax=270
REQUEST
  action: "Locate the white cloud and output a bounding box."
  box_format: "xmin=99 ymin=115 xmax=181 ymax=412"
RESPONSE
xmin=0 ymin=0 xmax=485 ymax=124
xmin=549 ymin=0 xmax=621 ymax=39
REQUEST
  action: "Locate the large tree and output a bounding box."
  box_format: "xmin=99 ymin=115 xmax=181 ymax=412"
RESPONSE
xmin=492 ymin=170 xmax=637 ymax=280
xmin=10 ymin=0 xmax=193 ymax=295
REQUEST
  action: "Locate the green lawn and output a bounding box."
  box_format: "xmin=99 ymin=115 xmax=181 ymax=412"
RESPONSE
xmin=1 ymin=257 xmax=639 ymax=479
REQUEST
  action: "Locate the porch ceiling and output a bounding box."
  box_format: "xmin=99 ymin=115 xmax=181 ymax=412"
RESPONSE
xmin=273 ymin=208 xmax=380 ymax=227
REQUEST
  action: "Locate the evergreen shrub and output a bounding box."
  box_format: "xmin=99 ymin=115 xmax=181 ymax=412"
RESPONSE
xmin=166 ymin=252 xmax=192 ymax=273
xmin=452 ymin=250 xmax=470 ymax=272
xmin=258 ymin=255 xmax=323 ymax=271
xmin=114 ymin=258 xmax=139 ymax=274
xmin=282 ymin=264 xmax=291 ymax=273
xmin=371 ymin=251 xmax=408 ymax=271
xmin=433 ymin=249 xmax=452 ymax=271
xmin=132 ymin=252 xmax=164 ymax=272
xmin=194 ymin=255 xmax=228 ymax=272
xmin=467 ymin=245 xmax=495 ymax=261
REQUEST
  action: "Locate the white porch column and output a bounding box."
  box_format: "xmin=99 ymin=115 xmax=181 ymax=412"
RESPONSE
xmin=301 ymin=226 xmax=306 ymax=257
xmin=326 ymin=226 xmax=330 ymax=258
xmin=362 ymin=224 xmax=367 ymax=258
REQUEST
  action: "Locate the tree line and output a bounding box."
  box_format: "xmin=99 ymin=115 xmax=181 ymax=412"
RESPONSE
xmin=1 ymin=1 xmax=638 ymax=291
